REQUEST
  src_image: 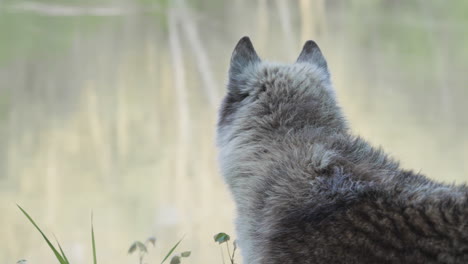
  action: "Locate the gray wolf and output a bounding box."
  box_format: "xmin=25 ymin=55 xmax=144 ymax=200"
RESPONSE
xmin=217 ymin=37 xmax=468 ymax=264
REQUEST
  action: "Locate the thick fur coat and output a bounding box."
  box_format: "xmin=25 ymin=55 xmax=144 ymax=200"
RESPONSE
xmin=216 ymin=37 xmax=468 ymax=264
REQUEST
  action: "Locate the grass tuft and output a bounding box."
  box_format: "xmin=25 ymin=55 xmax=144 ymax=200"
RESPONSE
xmin=91 ymin=212 xmax=98 ymax=264
xmin=17 ymin=204 xmax=69 ymax=264
xmin=160 ymin=236 xmax=185 ymax=264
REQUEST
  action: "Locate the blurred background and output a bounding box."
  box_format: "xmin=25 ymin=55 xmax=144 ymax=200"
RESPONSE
xmin=1 ymin=0 xmax=467 ymax=263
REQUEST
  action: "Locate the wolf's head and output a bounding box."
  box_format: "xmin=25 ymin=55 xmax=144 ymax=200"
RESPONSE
xmin=217 ymin=37 xmax=345 ymax=149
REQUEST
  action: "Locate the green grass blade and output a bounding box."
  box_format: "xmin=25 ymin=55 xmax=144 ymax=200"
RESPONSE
xmin=17 ymin=204 xmax=67 ymax=264
xmin=160 ymin=236 xmax=184 ymax=264
xmin=54 ymin=235 xmax=70 ymax=264
xmin=91 ymin=213 xmax=97 ymax=264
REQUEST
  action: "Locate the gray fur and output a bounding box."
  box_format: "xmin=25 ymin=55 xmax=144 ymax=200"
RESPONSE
xmin=217 ymin=37 xmax=468 ymax=264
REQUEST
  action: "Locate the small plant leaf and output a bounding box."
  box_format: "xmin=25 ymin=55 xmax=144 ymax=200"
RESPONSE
xmin=146 ymin=236 xmax=157 ymax=247
xmin=214 ymin=233 xmax=230 ymax=244
xmin=16 ymin=260 xmax=28 ymax=264
xmin=181 ymin=251 xmax=191 ymax=258
xmin=17 ymin=205 xmax=67 ymax=264
xmin=136 ymin=241 xmax=147 ymax=253
xmin=91 ymin=213 xmax=98 ymax=264
xmin=160 ymin=237 xmax=184 ymax=264
xmin=170 ymin=255 xmax=181 ymax=264
xmin=129 ymin=240 xmax=150 ymax=254
xmin=128 ymin=242 xmax=138 ymax=254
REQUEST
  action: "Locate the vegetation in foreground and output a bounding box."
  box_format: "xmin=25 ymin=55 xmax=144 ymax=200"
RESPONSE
xmin=213 ymin=232 xmax=237 ymax=264
xmin=17 ymin=205 xmax=237 ymax=264
xmin=17 ymin=205 xmax=191 ymax=264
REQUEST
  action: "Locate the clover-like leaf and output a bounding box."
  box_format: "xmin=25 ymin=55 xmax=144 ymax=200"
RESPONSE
xmin=213 ymin=232 xmax=230 ymax=244
xmin=128 ymin=242 xmax=138 ymax=254
xmin=170 ymin=255 xmax=181 ymax=264
xmin=136 ymin=241 xmax=147 ymax=252
xmin=146 ymin=236 xmax=157 ymax=247
xmin=128 ymin=241 xmax=147 ymax=254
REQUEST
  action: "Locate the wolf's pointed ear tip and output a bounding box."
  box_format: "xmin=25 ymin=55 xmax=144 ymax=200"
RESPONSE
xmin=237 ymin=36 xmax=253 ymax=47
xmin=240 ymin=36 xmax=251 ymax=42
xmin=303 ymin=40 xmax=319 ymax=50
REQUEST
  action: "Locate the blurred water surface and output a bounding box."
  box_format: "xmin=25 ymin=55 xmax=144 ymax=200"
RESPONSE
xmin=0 ymin=0 xmax=467 ymax=263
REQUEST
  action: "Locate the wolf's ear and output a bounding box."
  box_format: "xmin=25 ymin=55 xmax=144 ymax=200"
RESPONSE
xmin=229 ymin=36 xmax=261 ymax=77
xmin=296 ymin=40 xmax=328 ymax=72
